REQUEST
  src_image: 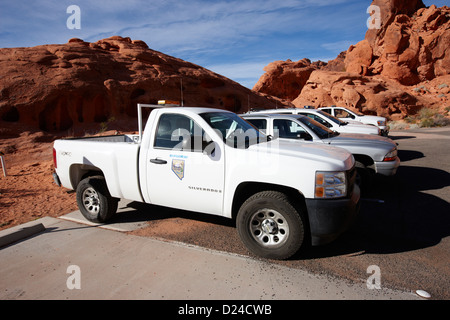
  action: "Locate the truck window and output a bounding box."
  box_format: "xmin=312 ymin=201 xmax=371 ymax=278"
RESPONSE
xmin=321 ymin=108 xmax=331 ymax=115
xmin=299 ymin=113 xmax=332 ymax=128
xmin=335 ymin=109 xmax=352 ymax=119
xmin=154 ymin=113 xmax=204 ymax=151
xmin=273 ymin=119 xmax=307 ymax=139
xmin=298 ymin=116 xmax=336 ymax=139
xmin=246 ymin=118 xmax=267 ymax=134
xmin=201 ymin=112 xmax=264 ymax=148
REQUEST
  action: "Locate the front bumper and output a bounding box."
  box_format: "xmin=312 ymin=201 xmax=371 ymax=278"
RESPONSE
xmin=305 ymin=184 xmax=360 ymax=246
xmin=374 ymin=157 xmax=400 ymax=176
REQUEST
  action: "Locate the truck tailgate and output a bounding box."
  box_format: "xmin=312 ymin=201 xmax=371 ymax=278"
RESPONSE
xmin=54 ymin=138 xmax=142 ymax=202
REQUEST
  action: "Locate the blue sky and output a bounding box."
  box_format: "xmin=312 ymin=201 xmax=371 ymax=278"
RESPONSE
xmin=0 ymin=0 xmax=446 ymax=88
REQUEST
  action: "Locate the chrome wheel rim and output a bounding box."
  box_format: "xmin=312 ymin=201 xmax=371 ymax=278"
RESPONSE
xmin=249 ymin=209 xmax=289 ymax=248
xmin=82 ymin=187 xmax=100 ymax=214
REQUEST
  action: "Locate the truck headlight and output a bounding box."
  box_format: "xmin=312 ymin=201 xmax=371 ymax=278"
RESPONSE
xmin=315 ymin=171 xmax=347 ymax=199
xmin=377 ymin=120 xmax=386 ymax=126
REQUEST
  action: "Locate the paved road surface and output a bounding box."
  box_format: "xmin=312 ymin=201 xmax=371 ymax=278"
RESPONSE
xmin=1 ymin=127 xmax=448 ymax=301
xmin=0 ymin=217 xmax=419 ymax=301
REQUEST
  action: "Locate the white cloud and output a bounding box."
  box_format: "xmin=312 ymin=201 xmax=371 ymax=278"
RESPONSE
xmin=206 ymin=61 xmax=270 ymax=88
xmin=321 ymin=40 xmax=353 ymax=53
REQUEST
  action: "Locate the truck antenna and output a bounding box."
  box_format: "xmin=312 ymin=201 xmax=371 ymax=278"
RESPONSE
xmin=180 ymin=78 xmax=184 ymax=107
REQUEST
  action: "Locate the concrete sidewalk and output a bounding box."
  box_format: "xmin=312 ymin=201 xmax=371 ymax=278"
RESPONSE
xmin=0 ymin=216 xmax=420 ymax=300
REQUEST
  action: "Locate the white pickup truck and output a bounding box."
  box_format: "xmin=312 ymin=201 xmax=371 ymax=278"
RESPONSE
xmin=53 ymin=104 xmax=360 ymax=260
xmin=319 ymin=106 xmax=389 ymax=136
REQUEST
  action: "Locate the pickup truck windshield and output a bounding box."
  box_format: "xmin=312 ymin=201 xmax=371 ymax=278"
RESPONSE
xmin=201 ymin=112 xmax=265 ymax=148
xmin=297 ymin=116 xmax=338 ymax=139
xmin=316 ymin=110 xmax=346 ymax=125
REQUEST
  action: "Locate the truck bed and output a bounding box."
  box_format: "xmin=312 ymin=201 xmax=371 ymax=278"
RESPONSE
xmin=54 ymin=135 xmax=143 ymax=202
xmin=64 ymin=134 xmax=140 ymax=144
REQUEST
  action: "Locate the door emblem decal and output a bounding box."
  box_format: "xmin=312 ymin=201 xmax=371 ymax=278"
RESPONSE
xmin=172 ymin=159 xmax=185 ymax=180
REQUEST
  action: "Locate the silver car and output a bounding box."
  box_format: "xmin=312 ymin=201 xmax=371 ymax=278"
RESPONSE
xmin=242 ymin=113 xmax=400 ymax=187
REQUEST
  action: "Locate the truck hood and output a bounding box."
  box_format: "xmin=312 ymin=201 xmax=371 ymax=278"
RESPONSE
xmin=323 ymin=133 xmax=396 ymax=160
xmin=339 ymin=122 xmax=380 ymax=134
xmin=360 ymin=115 xmax=385 ymax=122
xmin=324 ymin=133 xmax=394 ymax=146
xmin=347 ymin=115 xmax=386 ymax=127
xmin=250 ymin=139 xmax=354 ymax=171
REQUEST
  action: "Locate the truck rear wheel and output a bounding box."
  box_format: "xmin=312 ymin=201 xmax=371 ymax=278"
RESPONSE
xmin=76 ymin=175 xmax=118 ymax=223
xmin=237 ymin=191 xmax=306 ymax=260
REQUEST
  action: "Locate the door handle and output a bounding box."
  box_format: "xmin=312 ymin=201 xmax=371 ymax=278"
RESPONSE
xmin=150 ymin=158 xmax=167 ymax=165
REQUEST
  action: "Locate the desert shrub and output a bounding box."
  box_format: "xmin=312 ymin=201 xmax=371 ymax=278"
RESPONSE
xmin=404 ymin=115 xmax=417 ymax=123
xmin=445 ymin=106 xmax=450 ymax=114
xmin=420 ymin=117 xmax=435 ymax=127
xmin=418 ymin=107 xmax=437 ymax=119
xmin=416 ymin=108 xmax=450 ymax=128
xmin=432 ymin=114 xmax=450 ymax=127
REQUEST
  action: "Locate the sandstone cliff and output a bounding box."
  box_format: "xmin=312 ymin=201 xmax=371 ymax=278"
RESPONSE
xmin=0 ymin=36 xmax=288 ymax=132
xmin=254 ymin=0 xmax=449 ymax=120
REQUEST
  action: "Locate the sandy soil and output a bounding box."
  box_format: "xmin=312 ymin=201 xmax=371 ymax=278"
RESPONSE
xmin=1 ymin=120 xmax=449 ymax=300
xmin=0 ymin=118 xmax=140 ymax=230
xmin=0 ymin=123 xmax=78 ymax=230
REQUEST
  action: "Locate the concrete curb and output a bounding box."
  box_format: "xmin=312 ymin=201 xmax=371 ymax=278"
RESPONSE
xmin=0 ymin=220 xmax=46 ymax=248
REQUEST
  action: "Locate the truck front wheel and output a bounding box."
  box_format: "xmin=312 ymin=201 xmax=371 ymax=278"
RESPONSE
xmin=76 ymin=176 xmax=118 ymax=223
xmin=237 ymin=191 xmax=306 ymax=260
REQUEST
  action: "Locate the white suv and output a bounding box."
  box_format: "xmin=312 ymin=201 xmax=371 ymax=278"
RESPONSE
xmin=319 ymin=106 xmax=389 ymax=136
xmin=246 ymin=108 xmax=381 ymax=136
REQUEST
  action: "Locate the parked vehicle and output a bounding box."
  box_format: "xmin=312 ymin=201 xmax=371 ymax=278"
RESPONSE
xmin=319 ymin=106 xmax=389 ymax=136
xmin=53 ymin=104 xmax=360 ymax=260
xmin=242 ymin=113 xmax=400 ymax=188
xmin=245 ymin=108 xmax=381 ymax=135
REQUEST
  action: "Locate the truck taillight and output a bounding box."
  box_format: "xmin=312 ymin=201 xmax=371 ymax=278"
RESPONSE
xmin=53 ymin=148 xmax=57 ymax=168
xmin=383 ymin=148 xmax=397 ymax=162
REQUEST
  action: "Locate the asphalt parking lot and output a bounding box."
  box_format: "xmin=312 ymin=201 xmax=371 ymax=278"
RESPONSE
xmin=124 ymin=127 xmax=450 ymax=299
xmin=1 ymin=127 xmax=449 ymax=301
xmin=125 ymin=127 xmax=450 ymax=300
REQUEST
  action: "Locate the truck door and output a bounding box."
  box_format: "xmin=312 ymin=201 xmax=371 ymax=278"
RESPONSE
xmin=145 ymin=113 xmax=225 ymax=215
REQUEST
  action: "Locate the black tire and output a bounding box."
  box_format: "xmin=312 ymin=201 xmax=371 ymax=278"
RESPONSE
xmin=236 ymin=191 xmax=306 ymax=260
xmin=76 ymin=175 xmax=118 ymax=223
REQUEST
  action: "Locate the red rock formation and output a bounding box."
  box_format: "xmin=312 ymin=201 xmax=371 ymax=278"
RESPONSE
xmin=254 ymin=0 xmax=449 ymax=119
xmin=345 ymin=40 xmax=373 ymax=76
xmin=253 ymin=58 xmax=325 ymax=101
xmin=292 ymin=71 xmax=426 ymax=120
xmin=0 ymin=36 xmax=288 ymax=132
xmin=363 ymin=3 xmax=450 ymax=85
